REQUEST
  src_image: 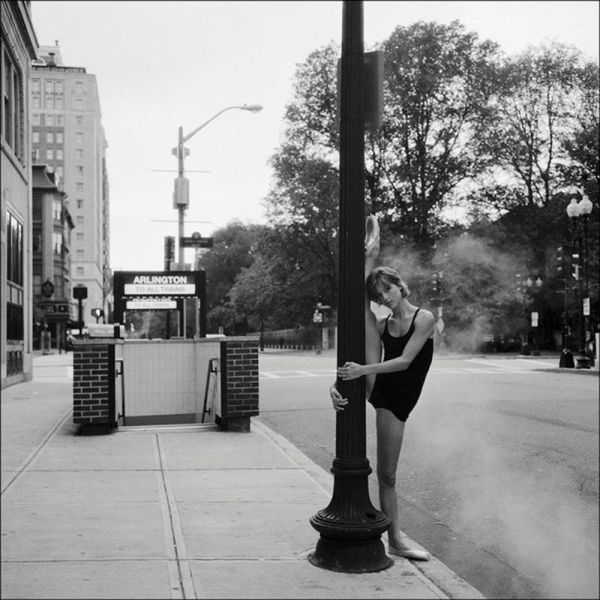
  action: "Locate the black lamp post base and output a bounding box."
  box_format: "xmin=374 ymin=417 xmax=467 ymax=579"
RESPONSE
xmin=559 ymin=349 xmax=574 ymax=368
xmin=308 ymin=536 xmax=393 ymax=573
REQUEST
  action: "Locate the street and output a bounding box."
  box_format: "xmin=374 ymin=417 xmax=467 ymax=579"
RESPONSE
xmin=257 ymin=349 xmax=599 ymax=600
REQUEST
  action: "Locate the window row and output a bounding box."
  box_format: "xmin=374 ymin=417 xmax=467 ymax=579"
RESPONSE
xmin=2 ymin=37 xmax=24 ymax=161
xmin=31 ymin=113 xmax=67 ymax=127
xmin=31 ymin=80 xmax=85 ymax=111
xmin=32 ymin=131 xmax=83 ymax=145
xmin=33 ymin=132 xmax=64 ymax=144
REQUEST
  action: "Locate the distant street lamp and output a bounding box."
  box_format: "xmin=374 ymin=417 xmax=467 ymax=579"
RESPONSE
xmin=516 ymin=273 xmax=543 ymax=354
xmin=172 ymin=103 xmax=262 ymax=337
xmin=566 ymin=195 xmax=591 ymax=368
xmin=172 ymin=104 xmax=263 ymax=265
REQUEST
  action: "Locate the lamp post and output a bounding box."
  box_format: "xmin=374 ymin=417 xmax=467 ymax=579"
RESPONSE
xmin=308 ymin=1 xmax=392 ymax=574
xmin=555 ymin=245 xmax=574 ymax=368
xmin=172 ymin=104 xmax=262 ymax=336
xmin=566 ymin=196 xmax=591 ymax=369
xmin=173 ymin=104 xmax=263 ymax=264
xmin=578 ymin=194 xmax=594 ymax=365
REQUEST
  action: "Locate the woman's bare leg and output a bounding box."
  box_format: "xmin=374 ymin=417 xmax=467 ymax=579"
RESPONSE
xmin=365 ymin=216 xmax=381 ymax=398
xmin=376 ymin=408 xmax=430 ymax=560
xmin=376 ymin=408 xmax=405 ymax=547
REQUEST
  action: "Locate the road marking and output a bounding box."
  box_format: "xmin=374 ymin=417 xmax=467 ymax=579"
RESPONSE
xmin=260 ymin=364 xmax=552 ymax=379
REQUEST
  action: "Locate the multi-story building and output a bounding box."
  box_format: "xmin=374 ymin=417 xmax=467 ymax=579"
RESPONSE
xmin=31 ymin=42 xmax=110 ymax=328
xmin=1 ymin=1 xmax=38 ymax=388
xmin=32 ymin=164 xmax=74 ymax=351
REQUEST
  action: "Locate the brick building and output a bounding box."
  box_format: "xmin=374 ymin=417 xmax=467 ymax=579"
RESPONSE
xmin=1 ymin=1 xmax=38 ymax=388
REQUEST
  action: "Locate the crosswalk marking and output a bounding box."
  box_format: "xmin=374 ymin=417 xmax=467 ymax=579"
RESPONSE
xmin=259 ymin=362 xmax=553 ymax=380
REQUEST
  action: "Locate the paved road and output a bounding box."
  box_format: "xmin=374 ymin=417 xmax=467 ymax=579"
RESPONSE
xmin=256 ymin=350 xmax=599 ymax=600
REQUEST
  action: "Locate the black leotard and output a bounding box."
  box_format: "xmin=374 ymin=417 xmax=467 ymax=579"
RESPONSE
xmin=368 ymin=308 xmax=433 ymax=421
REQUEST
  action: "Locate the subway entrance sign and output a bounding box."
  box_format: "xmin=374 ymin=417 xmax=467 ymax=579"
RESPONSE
xmin=113 ymin=270 xmax=206 ymax=326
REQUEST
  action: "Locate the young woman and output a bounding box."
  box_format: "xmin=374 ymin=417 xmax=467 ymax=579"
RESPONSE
xmin=330 ymin=216 xmax=434 ymax=561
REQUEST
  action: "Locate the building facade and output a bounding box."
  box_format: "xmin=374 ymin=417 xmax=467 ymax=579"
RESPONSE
xmin=32 ymin=164 xmax=74 ymax=351
xmin=31 ymin=43 xmax=110 ymax=329
xmin=1 ymin=1 xmax=38 ymax=388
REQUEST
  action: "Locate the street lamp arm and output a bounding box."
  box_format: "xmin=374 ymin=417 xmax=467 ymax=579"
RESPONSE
xmin=182 ymin=104 xmax=261 ymax=143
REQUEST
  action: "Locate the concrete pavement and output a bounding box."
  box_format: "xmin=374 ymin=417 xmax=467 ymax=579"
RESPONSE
xmin=0 ymin=352 xmax=488 ymax=599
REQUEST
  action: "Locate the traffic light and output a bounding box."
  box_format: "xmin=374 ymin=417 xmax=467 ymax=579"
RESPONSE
xmin=431 ymin=273 xmax=439 ymax=294
xmin=516 ymin=273 xmax=524 ymax=294
xmin=556 ymin=246 xmax=565 ymax=279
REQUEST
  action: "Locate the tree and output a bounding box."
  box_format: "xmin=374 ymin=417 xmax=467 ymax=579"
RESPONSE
xmin=479 ymin=42 xmax=587 ymax=208
xmin=195 ymin=221 xmax=266 ymax=332
xmin=370 ymin=20 xmax=501 ymax=251
xmin=229 ymin=256 xmax=279 ymax=346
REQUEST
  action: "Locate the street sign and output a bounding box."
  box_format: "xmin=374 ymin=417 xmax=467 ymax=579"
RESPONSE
xmin=126 ymin=299 xmax=177 ymax=310
xmin=583 ymin=297 xmax=590 ymax=316
xmin=313 ymin=311 xmax=323 ymax=323
xmin=180 ymin=235 xmax=213 ymax=248
xmin=38 ymin=301 xmax=70 ymax=314
xmin=531 ymin=311 xmax=539 ymax=327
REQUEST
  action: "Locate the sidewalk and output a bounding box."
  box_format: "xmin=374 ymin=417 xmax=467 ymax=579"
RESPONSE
xmin=1 ymin=353 xmax=484 ymax=599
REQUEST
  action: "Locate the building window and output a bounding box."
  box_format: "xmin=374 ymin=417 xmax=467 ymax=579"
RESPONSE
xmin=76 ymin=199 xmax=83 ymax=209
xmin=44 ymin=80 xmax=54 ymax=108
xmin=55 ymin=80 xmax=64 ymax=109
xmin=56 ymin=166 xmax=63 ymax=178
xmin=75 ymin=116 xmax=83 ymax=126
xmin=74 ymin=98 xmax=83 ymax=110
xmin=53 ymin=200 xmax=62 ymax=221
xmin=46 ymin=149 xmax=54 ymax=160
xmin=56 ymin=149 xmax=63 ymax=160
xmin=76 ymin=132 xmax=83 ymax=145
xmin=2 ymin=40 xmax=24 ymax=160
xmin=76 ymin=182 xmax=83 ymax=193
xmin=46 ymin=132 xmax=54 ymax=144
xmin=77 ymin=165 xmax=83 ymax=175
xmin=31 ymin=78 xmax=41 ymax=109
xmin=53 ymin=232 xmax=62 ymax=254
xmin=32 ymin=112 xmax=40 ymax=126
xmin=33 ymin=131 xmax=40 ymax=143
xmin=56 ymin=114 xmax=64 ymax=126
xmin=6 ymin=212 xmax=24 ymax=340
xmin=76 ymin=266 xmax=84 ymax=277
xmin=76 ymin=232 xmax=84 ymax=242
xmin=76 ymin=149 xmax=83 ymax=160
xmin=6 ymin=211 xmax=23 ymax=285
xmin=45 ymin=113 xmax=54 ymax=126
xmin=56 ymin=132 xmax=63 ymax=144
xmin=76 ymin=216 xmax=83 ymax=225
xmin=76 ymin=249 xmax=84 ymax=259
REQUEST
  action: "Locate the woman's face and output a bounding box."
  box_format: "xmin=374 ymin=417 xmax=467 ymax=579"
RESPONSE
xmin=374 ymin=280 xmax=403 ymax=308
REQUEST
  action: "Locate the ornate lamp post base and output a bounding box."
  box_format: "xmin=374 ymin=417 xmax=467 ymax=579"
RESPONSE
xmin=308 ymin=460 xmax=393 ymax=573
xmin=308 ymin=534 xmax=393 ymax=573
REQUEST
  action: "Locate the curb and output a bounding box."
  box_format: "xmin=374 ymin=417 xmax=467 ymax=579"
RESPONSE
xmin=252 ymin=418 xmax=486 ymax=599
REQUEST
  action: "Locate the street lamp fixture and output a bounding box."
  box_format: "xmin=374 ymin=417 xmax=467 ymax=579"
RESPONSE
xmin=173 ymin=103 xmax=263 ymax=264
xmin=566 ymin=194 xmax=591 ymax=368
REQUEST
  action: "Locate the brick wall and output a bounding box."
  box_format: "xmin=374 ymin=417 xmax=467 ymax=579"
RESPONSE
xmin=218 ymin=338 xmax=259 ymax=431
xmin=72 ymin=340 xmax=113 ymax=429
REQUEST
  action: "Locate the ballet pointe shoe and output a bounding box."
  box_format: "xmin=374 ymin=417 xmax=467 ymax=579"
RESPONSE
xmin=388 ymin=545 xmax=430 ymax=561
xmin=365 ymin=214 xmax=380 ymax=249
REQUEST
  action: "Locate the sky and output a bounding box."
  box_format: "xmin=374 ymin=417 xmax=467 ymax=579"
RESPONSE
xmin=31 ymin=1 xmax=599 ymax=272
